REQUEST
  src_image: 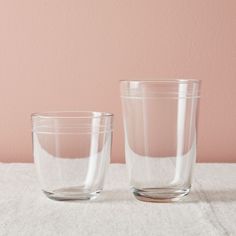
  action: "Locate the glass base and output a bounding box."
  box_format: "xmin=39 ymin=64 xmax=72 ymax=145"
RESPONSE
xmin=132 ymin=187 xmax=190 ymax=203
xmin=43 ymin=187 xmax=101 ymax=201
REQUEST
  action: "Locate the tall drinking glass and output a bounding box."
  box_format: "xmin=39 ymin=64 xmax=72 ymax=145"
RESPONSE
xmin=120 ymin=80 xmax=201 ymax=202
xmin=32 ymin=111 xmax=113 ymax=201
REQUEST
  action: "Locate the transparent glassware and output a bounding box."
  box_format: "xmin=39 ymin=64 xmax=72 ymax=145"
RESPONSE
xmin=32 ymin=111 xmax=113 ymax=201
xmin=120 ymin=80 xmax=201 ymax=202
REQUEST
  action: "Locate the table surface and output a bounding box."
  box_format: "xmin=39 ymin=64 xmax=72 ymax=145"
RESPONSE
xmin=0 ymin=163 xmax=235 ymax=236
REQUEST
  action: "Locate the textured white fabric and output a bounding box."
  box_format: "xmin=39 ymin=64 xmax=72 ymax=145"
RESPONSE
xmin=0 ymin=163 xmax=235 ymax=236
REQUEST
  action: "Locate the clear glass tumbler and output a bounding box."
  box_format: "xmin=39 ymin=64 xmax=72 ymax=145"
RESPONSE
xmin=32 ymin=111 xmax=113 ymax=201
xmin=120 ymin=80 xmax=201 ymax=202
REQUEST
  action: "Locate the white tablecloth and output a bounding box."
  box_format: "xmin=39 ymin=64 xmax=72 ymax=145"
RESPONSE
xmin=0 ymin=163 xmax=235 ymax=236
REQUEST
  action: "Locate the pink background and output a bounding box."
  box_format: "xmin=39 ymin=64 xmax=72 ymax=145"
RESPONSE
xmin=0 ymin=0 xmax=235 ymax=162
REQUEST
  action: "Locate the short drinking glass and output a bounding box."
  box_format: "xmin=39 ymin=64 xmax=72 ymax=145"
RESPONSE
xmin=32 ymin=111 xmax=113 ymax=200
xmin=120 ymin=80 xmax=201 ymax=202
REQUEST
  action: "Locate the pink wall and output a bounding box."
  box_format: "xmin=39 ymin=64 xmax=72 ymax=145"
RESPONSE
xmin=0 ymin=0 xmax=235 ymax=162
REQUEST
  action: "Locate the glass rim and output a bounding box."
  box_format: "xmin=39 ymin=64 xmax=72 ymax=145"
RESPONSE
xmin=31 ymin=111 xmax=114 ymax=119
xmin=120 ymin=79 xmax=201 ymax=98
xmin=120 ymin=79 xmax=201 ymax=84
